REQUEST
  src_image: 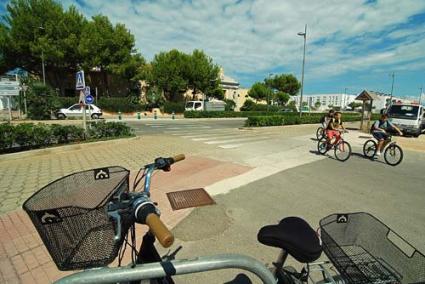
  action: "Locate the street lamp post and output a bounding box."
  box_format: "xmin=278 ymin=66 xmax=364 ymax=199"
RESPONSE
xmin=22 ymin=84 xmax=28 ymax=116
xmin=297 ymin=24 xmax=307 ymax=117
xmin=34 ymin=26 xmax=46 ymax=85
xmin=389 ymin=72 xmax=395 ymax=107
xmin=267 ymin=73 xmax=273 ymax=111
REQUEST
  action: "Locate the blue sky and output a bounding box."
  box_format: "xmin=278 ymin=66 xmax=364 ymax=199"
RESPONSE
xmin=2 ymin=0 xmax=425 ymax=98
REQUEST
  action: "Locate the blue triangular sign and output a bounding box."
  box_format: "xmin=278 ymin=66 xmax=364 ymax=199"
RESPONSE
xmin=76 ymin=71 xmax=85 ymax=90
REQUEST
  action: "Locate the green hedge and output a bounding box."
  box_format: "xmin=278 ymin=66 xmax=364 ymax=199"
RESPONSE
xmin=163 ymin=101 xmax=185 ymax=114
xmin=0 ymin=122 xmax=133 ymax=153
xmin=245 ymin=113 xmax=363 ymax=127
xmin=97 ymin=97 xmax=146 ymax=113
xmin=245 ymin=116 xmax=286 ymax=127
xmin=184 ymin=111 xmax=287 ymax=118
xmin=185 ymin=111 xmax=363 ymax=119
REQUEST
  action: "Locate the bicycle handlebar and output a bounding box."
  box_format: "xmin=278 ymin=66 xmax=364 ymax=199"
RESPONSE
xmin=145 ymin=213 xmax=174 ymax=248
xmin=131 ymin=154 xmax=186 ymax=248
xmin=171 ymin=154 xmax=185 ymax=164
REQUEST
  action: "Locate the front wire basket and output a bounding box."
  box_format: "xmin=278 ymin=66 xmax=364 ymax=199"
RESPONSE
xmin=23 ymin=166 xmax=131 ymax=271
xmin=320 ymin=212 xmax=425 ymax=284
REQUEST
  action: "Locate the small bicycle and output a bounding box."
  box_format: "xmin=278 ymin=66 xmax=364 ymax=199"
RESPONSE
xmin=22 ymin=155 xmax=424 ymax=284
xmin=315 ymin=120 xmax=330 ymax=140
xmin=363 ymin=133 xmax=404 ymax=166
xmin=317 ymin=130 xmax=352 ymax=161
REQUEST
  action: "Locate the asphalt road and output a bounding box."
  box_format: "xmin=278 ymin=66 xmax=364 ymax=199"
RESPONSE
xmin=166 ymin=149 xmax=425 ymax=284
xmin=125 ymin=119 xmax=247 ymax=135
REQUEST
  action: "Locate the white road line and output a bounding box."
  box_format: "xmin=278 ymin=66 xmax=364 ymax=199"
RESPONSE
xmin=164 ymin=126 xmax=212 ymax=132
xmin=149 ymin=125 xmax=165 ymax=128
xmin=179 ymin=130 xmax=239 ymax=138
xmin=205 ymin=136 xmax=271 ymax=145
xmin=218 ymin=138 xmax=277 ymax=148
xmin=218 ymin=144 xmax=243 ymax=149
xmin=192 ymin=134 xmax=237 ymax=141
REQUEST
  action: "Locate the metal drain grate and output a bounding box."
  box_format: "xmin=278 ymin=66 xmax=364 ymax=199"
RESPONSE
xmin=167 ymin=188 xmax=215 ymax=210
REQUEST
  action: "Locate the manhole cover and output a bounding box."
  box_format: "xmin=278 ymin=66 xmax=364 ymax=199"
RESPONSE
xmin=167 ymin=188 xmax=215 ymax=210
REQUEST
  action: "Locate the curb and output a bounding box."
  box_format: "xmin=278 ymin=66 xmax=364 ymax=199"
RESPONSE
xmin=0 ymin=136 xmax=139 ymax=161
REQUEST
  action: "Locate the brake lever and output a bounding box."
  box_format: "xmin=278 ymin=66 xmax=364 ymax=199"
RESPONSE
xmin=108 ymin=210 xmax=122 ymax=242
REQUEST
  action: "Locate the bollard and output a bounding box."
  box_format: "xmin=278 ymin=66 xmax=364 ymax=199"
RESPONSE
xmin=154 ymin=110 xmax=157 ymax=120
xmin=172 ymin=111 xmax=175 ymax=120
xmin=137 ymin=112 xmax=141 ymax=119
xmin=118 ymin=111 xmax=122 ymax=120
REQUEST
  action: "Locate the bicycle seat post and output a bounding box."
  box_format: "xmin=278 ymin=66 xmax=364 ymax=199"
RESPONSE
xmin=272 ymin=250 xmax=288 ymax=276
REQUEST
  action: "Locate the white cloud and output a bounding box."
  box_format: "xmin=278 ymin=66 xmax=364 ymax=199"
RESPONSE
xmin=61 ymin=0 xmax=425 ymax=82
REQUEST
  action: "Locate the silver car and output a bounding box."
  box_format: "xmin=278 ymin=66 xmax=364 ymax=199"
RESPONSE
xmin=56 ymin=104 xmax=103 ymax=119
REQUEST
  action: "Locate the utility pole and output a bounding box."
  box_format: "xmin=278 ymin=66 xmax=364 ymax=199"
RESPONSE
xmin=297 ymin=24 xmax=307 ymax=117
xmin=41 ymin=50 xmax=46 ymax=85
xmin=267 ymin=73 xmax=273 ymax=111
xmin=419 ymin=86 xmax=423 ymax=105
xmin=389 ymin=72 xmax=395 ymax=107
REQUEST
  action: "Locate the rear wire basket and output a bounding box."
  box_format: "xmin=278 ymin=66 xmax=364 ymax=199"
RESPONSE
xmin=320 ymin=212 xmax=425 ymax=284
xmin=23 ymin=166 xmax=131 ymax=271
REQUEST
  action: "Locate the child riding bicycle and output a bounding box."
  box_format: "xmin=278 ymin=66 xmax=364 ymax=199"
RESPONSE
xmin=371 ymin=114 xmax=403 ymax=156
xmin=320 ymin=109 xmax=335 ymax=129
xmin=326 ymin=111 xmax=345 ymax=146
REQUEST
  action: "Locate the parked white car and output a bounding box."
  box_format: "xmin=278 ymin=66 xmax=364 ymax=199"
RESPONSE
xmin=185 ymin=100 xmax=226 ymax=111
xmin=56 ymin=104 xmax=103 ymax=119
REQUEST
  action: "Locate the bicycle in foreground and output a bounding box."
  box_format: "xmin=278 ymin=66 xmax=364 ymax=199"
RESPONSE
xmin=317 ymin=130 xmax=352 ymax=161
xmin=363 ymin=133 xmax=404 ymax=166
xmin=23 ymin=155 xmax=424 ymax=283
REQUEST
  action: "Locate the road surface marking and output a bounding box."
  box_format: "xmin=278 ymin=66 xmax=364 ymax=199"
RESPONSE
xmin=205 ymin=136 xmax=271 ymax=145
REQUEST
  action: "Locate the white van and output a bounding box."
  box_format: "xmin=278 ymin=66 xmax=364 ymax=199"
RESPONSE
xmin=185 ymin=100 xmax=226 ymax=112
xmin=386 ymin=104 xmax=424 ymax=137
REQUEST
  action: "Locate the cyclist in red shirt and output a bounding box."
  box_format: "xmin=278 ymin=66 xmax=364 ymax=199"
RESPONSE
xmin=326 ymin=111 xmax=345 ymax=144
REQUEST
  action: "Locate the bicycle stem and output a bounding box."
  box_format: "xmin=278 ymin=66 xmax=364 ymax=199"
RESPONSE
xmin=143 ymin=164 xmax=155 ymax=194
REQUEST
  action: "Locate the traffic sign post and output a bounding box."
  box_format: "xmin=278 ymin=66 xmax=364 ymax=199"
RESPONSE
xmin=76 ymin=71 xmax=86 ymax=133
xmin=0 ymin=77 xmax=20 ymax=121
xmin=76 ymin=71 xmax=85 ymax=90
xmin=84 ymin=86 xmax=95 ymax=122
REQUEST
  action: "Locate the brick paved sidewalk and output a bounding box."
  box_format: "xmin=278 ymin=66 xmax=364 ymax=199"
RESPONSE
xmin=0 ymin=135 xmax=224 ymax=214
xmin=0 ymin=155 xmax=251 ymax=283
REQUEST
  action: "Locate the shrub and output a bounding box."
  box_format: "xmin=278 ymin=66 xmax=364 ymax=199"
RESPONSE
xmin=97 ymin=97 xmax=146 ymax=113
xmin=163 ymin=101 xmax=185 ymax=114
xmin=51 ymin=124 xmax=84 ymax=143
xmin=88 ymin=121 xmax=132 ymax=138
xmin=245 ymin=116 xmax=286 ymax=127
xmin=32 ymin=124 xmax=53 ymax=146
xmin=224 ymin=99 xmax=236 ymax=111
xmin=27 ymin=82 xmax=60 ymax=120
xmin=0 ymin=123 xmax=15 ymax=150
xmin=13 ymin=123 xmax=35 ymax=148
xmin=245 ymin=113 xmax=363 ymax=127
xmin=240 ymin=100 xmax=280 ymax=112
xmin=184 ymin=111 xmax=284 ymax=118
xmin=0 ymin=123 xmax=133 ymax=153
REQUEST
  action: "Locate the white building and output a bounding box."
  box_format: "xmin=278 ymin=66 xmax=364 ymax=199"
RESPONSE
xmin=291 ymin=93 xmax=357 ymax=111
xmin=218 ymin=69 xmax=251 ymax=111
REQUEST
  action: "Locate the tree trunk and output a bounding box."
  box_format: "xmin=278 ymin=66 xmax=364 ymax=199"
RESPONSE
xmin=103 ymin=69 xmax=109 ymax=97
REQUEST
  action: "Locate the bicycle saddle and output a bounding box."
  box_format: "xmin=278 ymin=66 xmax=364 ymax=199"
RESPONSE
xmin=257 ymin=217 xmax=322 ymax=263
